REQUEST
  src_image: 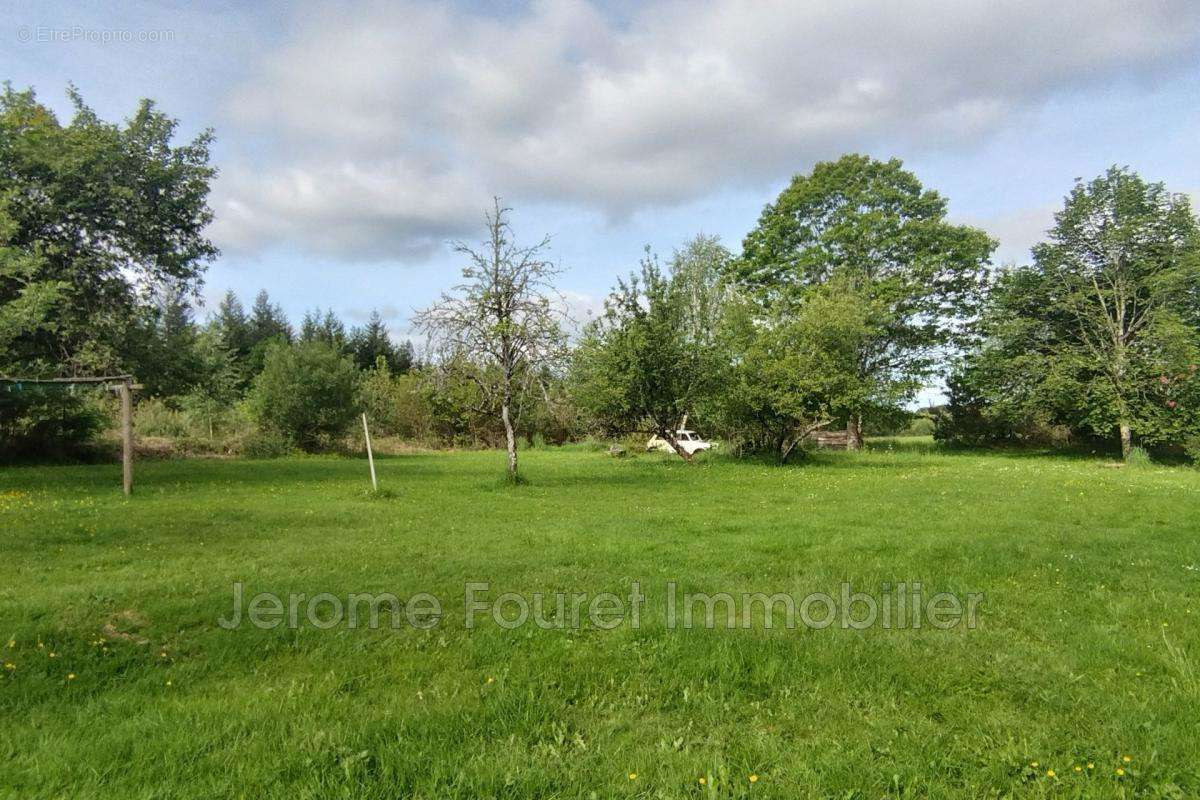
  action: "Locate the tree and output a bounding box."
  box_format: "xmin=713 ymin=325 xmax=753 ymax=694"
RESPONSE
xmin=955 ymin=168 xmax=1200 ymax=459
xmin=300 ymin=308 xmax=350 ymax=354
xmin=247 ymin=340 xmax=360 ymax=451
xmin=350 ymin=310 xmax=407 ymax=372
xmin=414 ymin=199 xmax=566 ymax=480
xmin=246 ymin=290 xmax=292 ymax=376
xmin=181 ymin=328 xmax=243 ymax=440
xmin=733 ymin=155 xmax=995 ymax=448
xmin=128 ymin=284 xmax=202 ymax=399
xmin=669 ymin=234 xmax=733 ymax=347
xmin=714 ymin=277 xmax=876 ymax=462
xmin=0 ymin=85 xmax=217 ymax=377
xmin=212 ymin=291 xmax=251 ymax=361
xmin=0 ymin=206 xmax=62 ymax=373
xmin=572 ymin=250 xmax=719 ymax=461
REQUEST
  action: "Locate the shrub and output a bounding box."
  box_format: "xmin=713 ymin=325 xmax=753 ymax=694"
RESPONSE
xmin=247 ymin=341 xmax=361 ymax=451
xmin=134 ymin=397 xmax=188 ymax=438
xmin=240 ymin=428 xmax=295 ymax=459
xmin=0 ymin=383 xmax=109 ymax=461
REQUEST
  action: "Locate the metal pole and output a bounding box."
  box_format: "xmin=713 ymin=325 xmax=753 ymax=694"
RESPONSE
xmin=362 ymin=413 xmax=377 ymax=492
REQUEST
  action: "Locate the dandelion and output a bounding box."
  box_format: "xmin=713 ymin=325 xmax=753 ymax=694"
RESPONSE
xmin=3 ymin=662 xmax=14 ymax=670
xmin=1046 ymin=769 xmax=1055 ymax=778
xmin=698 ymin=777 xmax=706 ymax=785
xmin=66 ymin=673 xmax=75 ymax=680
xmin=1116 ymin=768 xmax=1125 ymax=776
xmin=1074 ymin=765 xmax=1082 ymax=772
xmin=628 ymin=772 xmax=637 ymax=780
xmin=166 ymin=680 xmax=173 ymax=686
xmin=1087 ymin=762 xmax=1094 ymax=769
xmin=48 ymin=652 xmax=57 ymax=658
xmin=749 ymin=774 xmax=759 ymax=783
xmin=486 ymin=677 xmax=494 ymax=684
xmin=1122 ymin=755 xmax=1132 ymax=763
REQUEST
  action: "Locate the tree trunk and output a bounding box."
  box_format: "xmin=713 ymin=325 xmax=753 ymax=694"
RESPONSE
xmin=1119 ymin=422 xmax=1132 ymax=461
xmin=663 ymin=433 xmax=693 ymax=463
xmin=846 ymin=413 xmax=864 ymax=450
xmin=501 ymin=397 xmax=518 ymax=480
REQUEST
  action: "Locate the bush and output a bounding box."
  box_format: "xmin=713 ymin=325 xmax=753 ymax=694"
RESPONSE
xmin=359 ymin=364 xmax=433 ymax=441
xmin=134 ymin=397 xmax=188 ymax=438
xmin=240 ymin=428 xmax=295 ymax=459
xmin=247 ymin=341 xmax=360 ymax=451
xmin=0 ymin=383 xmax=109 ymax=461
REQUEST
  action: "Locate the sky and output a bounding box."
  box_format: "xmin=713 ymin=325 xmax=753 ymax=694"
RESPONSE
xmin=5 ymin=0 xmax=1200 ymax=399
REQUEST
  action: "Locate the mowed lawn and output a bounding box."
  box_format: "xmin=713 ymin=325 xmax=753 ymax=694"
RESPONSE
xmin=2 ymin=442 xmax=1199 ymax=799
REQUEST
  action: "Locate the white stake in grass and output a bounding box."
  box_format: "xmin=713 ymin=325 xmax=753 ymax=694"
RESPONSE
xmin=362 ymin=412 xmax=378 ymax=492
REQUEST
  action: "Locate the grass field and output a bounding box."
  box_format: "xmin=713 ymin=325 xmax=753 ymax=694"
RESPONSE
xmin=2 ymin=440 xmax=1199 ymax=798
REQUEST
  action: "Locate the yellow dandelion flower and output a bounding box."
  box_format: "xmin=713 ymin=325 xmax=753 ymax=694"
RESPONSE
xmin=66 ymin=673 xmax=76 ymax=680
xmin=166 ymin=680 xmax=173 ymax=686
xmin=48 ymin=652 xmax=57 ymax=658
xmin=628 ymin=772 xmax=637 ymax=780
xmin=486 ymin=676 xmax=494 ymax=684
xmin=1122 ymin=755 xmax=1132 ymax=763
xmin=1030 ymin=761 xmax=1039 ymax=768
xmin=1046 ymin=769 xmax=1055 ymax=778
xmin=1116 ymin=768 xmax=1125 ymax=776
xmin=3 ymin=662 xmax=14 ymax=670
xmin=1074 ymin=765 xmax=1082 ymax=772
xmin=749 ymin=774 xmax=759 ymax=783
xmin=1087 ymin=762 xmax=1094 ymax=769
xmin=698 ymin=777 xmax=706 ymax=785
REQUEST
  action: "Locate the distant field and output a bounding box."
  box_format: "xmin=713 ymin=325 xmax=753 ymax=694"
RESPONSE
xmin=3 ymin=441 xmax=1199 ymax=798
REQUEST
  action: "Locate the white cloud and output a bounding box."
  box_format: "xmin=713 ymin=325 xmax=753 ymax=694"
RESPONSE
xmin=212 ymin=0 xmax=1200 ymax=260
xmin=965 ymin=205 xmax=1058 ymax=266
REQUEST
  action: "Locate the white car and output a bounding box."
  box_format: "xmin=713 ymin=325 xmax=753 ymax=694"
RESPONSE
xmin=646 ymin=429 xmax=715 ymax=455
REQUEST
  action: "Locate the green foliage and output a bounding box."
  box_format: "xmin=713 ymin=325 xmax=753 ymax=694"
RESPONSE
xmin=732 ymin=154 xmax=995 ymax=441
xmin=0 ymin=206 xmax=63 ymax=371
xmin=134 ymin=397 xmax=189 ymax=438
xmin=349 ymin=310 xmax=412 ymax=373
xmin=359 ymin=361 xmax=433 ymax=441
xmin=951 ymin=167 xmax=1200 ymax=458
xmin=0 ymin=381 xmax=108 ymax=460
xmin=239 ymin=427 xmax=296 ymax=459
xmin=247 ymin=340 xmax=361 ymax=451
xmin=572 ymin=250 xmax=719 ymax=457
xmin=712 ymin=276 xmax=885 ymax=461
xmin=0 ymin=85 xmax=217 ymax=376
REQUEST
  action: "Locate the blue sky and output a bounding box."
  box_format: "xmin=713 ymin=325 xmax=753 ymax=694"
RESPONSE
xmin=5 ymin=0 xmax=1200 ymax=378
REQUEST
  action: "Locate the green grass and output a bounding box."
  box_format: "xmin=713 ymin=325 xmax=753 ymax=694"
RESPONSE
xmin=2 ymin=441 xmax=1199 ymax=798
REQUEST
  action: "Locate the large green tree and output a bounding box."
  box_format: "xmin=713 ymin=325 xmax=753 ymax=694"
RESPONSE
xmin=733 ymin=155 xmax=995 ymax=447
xmin=247 ymin=340 xmax=360 ymax=452
xmin=0 ymin=85 xmax=217 ymax=376
xmin=572 ymin=250 xmax=720 ymax=461
xmin=954 ymin=167 xmax=1200 ymax=459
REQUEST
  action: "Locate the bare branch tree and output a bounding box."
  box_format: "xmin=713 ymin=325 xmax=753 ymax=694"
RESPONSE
xmin=414 ymin=199 xmax=567 ymax=480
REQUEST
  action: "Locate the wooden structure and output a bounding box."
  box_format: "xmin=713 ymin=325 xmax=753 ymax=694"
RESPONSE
xmin=810 ymin=429 xmax=852 ymax=450
xmin=1 ymin=374 xmax=139 ymax=494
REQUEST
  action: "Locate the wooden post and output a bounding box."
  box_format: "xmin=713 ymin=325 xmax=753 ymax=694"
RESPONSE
xmin=362 ymin=413 xmax=377 ymax=492
xmin=119 ymin=381 xmax=133 ymax=496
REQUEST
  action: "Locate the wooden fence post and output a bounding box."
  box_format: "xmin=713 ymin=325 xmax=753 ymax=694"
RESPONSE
xmin=119 ymin=380 xmax=133 ymax=496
